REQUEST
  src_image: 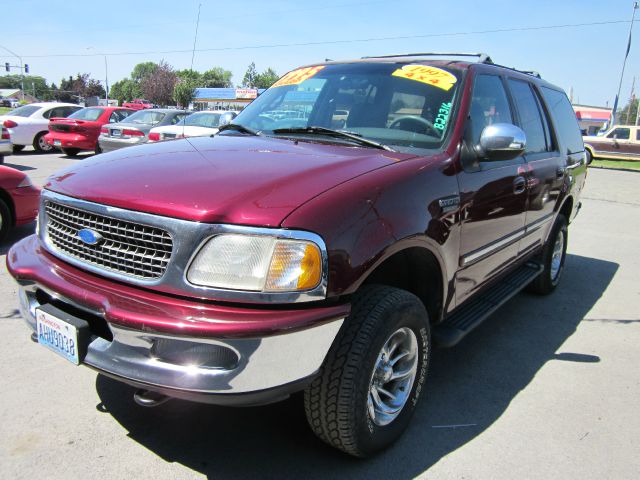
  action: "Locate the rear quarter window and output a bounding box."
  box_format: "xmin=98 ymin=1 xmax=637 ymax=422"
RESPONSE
xmin=540 ymin=87 xmax=583 ymax=154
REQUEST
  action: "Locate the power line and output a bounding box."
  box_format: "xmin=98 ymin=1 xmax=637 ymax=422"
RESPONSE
xmin=1 ymin=19 xmax=637 ymax=59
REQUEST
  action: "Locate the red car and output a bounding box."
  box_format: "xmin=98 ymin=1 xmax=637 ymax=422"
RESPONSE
xmin=121 ymin=99 xmax=154 ymax=110
xmin=45 ymin=107 xmax=133 ymax=156
xmin=0 ymin=165 xmax=40 ymax=242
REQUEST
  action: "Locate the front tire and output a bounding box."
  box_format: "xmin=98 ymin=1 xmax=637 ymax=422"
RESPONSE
xmin=0 ymin=198 xmax=11 ymax=243
xmin=304 ymin=285 xmax=430 ymax=457
xmin=33 ymin=132 xmax=53 ymax=153
xmin=527 ymin=214 xmax=568 ymax=295
xmin=12 ymin=145 xmax=24 ymax=153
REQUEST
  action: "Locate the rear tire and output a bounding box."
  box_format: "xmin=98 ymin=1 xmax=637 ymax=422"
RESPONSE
xmin=0 ymin=198 xmax=11 ymax=243
xmin=304 ymin=285 xmax=430 ymax=457
xmin=94 ymin=144 xmax=102 ymax=155
xmin=12 ymin=145 xmax=24 ymax=153
xmin=33 ymin=132 xmax=53 ymax=153
xmin=527 ymin=214 xmax=568 ymax=295
xmin=0 ymin=154 xmax=4 ymax=164
xmin=62 ymin=148 xmax=80 ymax=157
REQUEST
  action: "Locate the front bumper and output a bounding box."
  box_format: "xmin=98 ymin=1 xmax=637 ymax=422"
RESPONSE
xmin=8 ymin=235 xmax=349 ymax=403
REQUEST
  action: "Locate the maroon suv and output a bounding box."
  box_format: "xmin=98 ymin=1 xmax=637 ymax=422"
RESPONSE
xmin=7 ymin=53 xmax=586 ymax=457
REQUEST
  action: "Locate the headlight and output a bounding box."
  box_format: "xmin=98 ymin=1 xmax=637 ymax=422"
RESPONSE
xmin=187 ymin=234 xmax=323 ymax=292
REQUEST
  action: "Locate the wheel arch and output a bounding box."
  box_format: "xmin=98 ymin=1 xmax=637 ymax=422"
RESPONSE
xmin=356 ymin=243 xmax=447 ymax=325
xmin=0 ymin=188 xmax=16 ymax=226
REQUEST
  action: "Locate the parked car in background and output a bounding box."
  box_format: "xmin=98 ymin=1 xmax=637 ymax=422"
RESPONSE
xmin=583 ymin=124 xmax=639 ymax=163
xmin=121 ymin=99 xmax=154 ymax=110
xmin=0 ymin=165 xmax=40 ymax=242
xmin=147 ymin=111 xmax=237 ymax=141
xmin=0 ymin=103 xmax=82 ymax=153
xmin=0 ymin=125 xmax=11 ymax=163
xmin=44 ymin=106 xmax=133 ymax=157
xmin=98 ymin=109 xmax=189 ymax=152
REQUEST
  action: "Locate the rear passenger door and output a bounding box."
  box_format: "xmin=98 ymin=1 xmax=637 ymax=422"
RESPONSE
xmin=505 ymin=78 xmax=562 ymax=255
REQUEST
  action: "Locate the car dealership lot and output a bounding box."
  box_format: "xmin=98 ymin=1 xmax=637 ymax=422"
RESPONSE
xmin=0 ymin=150 xmax=639 ymax=479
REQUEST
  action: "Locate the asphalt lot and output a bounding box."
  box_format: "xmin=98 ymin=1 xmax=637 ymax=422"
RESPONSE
xmin=1 ymin=148 xmax=639 ymax=479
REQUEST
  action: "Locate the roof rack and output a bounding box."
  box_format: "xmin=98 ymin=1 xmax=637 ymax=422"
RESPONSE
xmin=361 ymin=52 xmax=494 ymax=64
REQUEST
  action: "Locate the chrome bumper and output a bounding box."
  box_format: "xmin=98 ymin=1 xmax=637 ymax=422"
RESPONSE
xmin=18 ymin=286 xmax=343 ymax=399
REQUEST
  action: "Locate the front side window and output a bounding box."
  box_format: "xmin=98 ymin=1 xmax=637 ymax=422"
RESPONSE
xmin=181 ymin=112 xmax=221 ymax=128
xmin=607 ymin=128 xmax=630 ymax=140
xmin=232 ymin=62 xmax=462 ymax=153
xmin=468 ymin=74 xmax=513 ymax=146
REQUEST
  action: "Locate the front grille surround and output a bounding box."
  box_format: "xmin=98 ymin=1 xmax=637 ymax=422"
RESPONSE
xmin=39 ymin=190 xmax=329 ymax=304
xmin=45 ymin=201 xmax=173 ymax=279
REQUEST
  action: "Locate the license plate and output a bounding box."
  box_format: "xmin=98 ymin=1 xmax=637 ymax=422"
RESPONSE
xmin=110 ymin=129 xmax=121 ymax=137
xmin=36 ymin=308 xmax=80 ymax=364
xmin=53 ymin=140 xmax=62 ymax=146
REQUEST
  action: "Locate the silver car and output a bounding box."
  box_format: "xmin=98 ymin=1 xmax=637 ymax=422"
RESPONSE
xmin=98 ymin=109 xmax=189 ymax=153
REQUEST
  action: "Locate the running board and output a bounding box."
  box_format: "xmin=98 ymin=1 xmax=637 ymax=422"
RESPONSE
xmin=433 ymin=261 xmax=543 ymax=347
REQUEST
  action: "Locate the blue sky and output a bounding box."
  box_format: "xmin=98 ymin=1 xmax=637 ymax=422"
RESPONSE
xmin=1 ymin=0 xmax=638 ymax=107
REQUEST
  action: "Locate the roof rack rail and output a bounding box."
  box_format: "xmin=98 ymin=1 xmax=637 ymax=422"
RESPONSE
xmin=361 ymin=52 xmax=494 ymax=64
xmin=519 ymin=70 xmax=541 ymax=79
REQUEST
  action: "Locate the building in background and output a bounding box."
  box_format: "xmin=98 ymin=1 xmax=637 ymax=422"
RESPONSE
xmin=0 ymin=88 xmax=38 ymax=104
xmin=192 ymin=88 xmax=264 ymax=111
xmin=573 ymin=104 xmax=612 ymax=136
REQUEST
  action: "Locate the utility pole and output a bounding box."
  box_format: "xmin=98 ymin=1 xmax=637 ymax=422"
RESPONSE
xmin=611 ymin=2 xmax=639 ymax=127
xmin=190 ymin=3 xmax=202 ymax=71
xmin=105 ymin=56 xmax=109 ymax=103
xmin=0 ymin=44 xmax=25 ymax=100
xmin=625 ymin=76 xmax=636 ymax=124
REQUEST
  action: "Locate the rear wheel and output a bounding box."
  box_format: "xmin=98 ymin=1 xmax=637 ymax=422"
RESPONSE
xmin=94 ymin=143 xmax=102 ymax=155
xmin=527 ymin=214 xmax=568 ymax=295
xmin=62 ymin=148 xmax=80 ymax=157
xmin=304 ymin=285 xmax=430 ymax=457
xmin=12 ymin=145 xmax=24 ymax=153
xmin=33 ymin=132 xmax=53 ymax=153
xmin=0 ymin=198 xmax=11 ymax=243
xmin=0 ymin=154 xmax=4 ymax=164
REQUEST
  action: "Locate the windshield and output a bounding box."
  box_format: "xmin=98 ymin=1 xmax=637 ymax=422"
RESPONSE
xmin=8 ymin=105 xmax=40 ymax=117
xmin=124 ymin=110 xmax=165 ymax=125
xmin=69 ymin=107 xmax=103 ymax=121
xmin=231 ymin=62 xmax=461 ymax=152
xmin=179 ymin=112 xmax=221 ymax=128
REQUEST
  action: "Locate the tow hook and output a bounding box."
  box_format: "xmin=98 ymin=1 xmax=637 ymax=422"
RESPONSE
xmin=133 ymin=389 xmax=171 ymax=407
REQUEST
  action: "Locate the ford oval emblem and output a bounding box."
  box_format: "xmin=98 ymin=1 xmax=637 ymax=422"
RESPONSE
xmin=77 ymin=228 xmax=104 ymax=246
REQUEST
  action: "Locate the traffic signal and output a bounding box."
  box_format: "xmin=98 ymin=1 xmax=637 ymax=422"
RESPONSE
xmin=4 ymin=63 xmax=8 ymax=72
xmin=24 ymin=64 xmax=29 ymax=74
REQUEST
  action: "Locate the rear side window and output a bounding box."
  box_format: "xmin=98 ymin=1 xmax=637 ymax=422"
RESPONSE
xmin=8 ymin=105 xmax=39 ymax=117
xmin=469 ymin=75 xmax=513 ymax=145
xmin=508 ymin=79 xmax=549 ymax=154
xmin=540 ymin=87 xmax=583 ymax=154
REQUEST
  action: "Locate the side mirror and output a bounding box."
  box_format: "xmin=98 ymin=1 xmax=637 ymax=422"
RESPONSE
xmin=219 ymin=111 xmax=237 ymax=126
xmin=478 ymin=123 xmax=526 ymax=161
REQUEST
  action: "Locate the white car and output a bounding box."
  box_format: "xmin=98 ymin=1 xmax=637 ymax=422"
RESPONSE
xmin=0 ymin=102 xmax=82 ymax=153
xmin=0 ymin=125 xmax=11 ymax=163
xmin=148 ymin=111 xmax=237 ymax=142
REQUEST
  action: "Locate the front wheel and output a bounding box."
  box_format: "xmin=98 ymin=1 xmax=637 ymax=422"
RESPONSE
xmin=304 ymin=285 xmax=430 ymax=457
xmin=527 ymin=214 xmax=568 ymax=295
xmin=0 ymin=198 xmax=11 ymax=243
xmin=33 ymin=132 xmax=54 ymax=153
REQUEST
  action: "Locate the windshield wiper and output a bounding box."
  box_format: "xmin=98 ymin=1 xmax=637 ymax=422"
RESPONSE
xmin=272 ymin=126 xmax=394 ymax=151
xmin=216 ymin=123 xmax=261 ymax=136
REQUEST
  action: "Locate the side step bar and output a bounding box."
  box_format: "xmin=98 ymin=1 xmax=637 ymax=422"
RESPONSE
xmin=433 ymin=261 xmax=543 ymax=347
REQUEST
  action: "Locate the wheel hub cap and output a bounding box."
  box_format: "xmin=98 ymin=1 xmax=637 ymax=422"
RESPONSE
xmin=550 ymin=230 xmax=565 ymax=281
xmin=367 ymin=327 xmax=419 ymax=426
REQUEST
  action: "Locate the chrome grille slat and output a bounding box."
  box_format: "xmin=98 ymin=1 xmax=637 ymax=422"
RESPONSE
xmin=45 ymin=201 xmax=173 ymax=279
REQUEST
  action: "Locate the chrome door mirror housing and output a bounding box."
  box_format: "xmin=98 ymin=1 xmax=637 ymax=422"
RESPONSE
xmin=478 ymin=123 xmax=527 ymax=161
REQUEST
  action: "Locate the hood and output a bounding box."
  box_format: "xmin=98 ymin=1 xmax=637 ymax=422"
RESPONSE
xmin=45 ymin=135 xmax=417 ymax=226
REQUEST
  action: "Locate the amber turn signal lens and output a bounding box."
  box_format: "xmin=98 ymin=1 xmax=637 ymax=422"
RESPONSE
xmin=265 ymin=241 xmax=322 ymax=291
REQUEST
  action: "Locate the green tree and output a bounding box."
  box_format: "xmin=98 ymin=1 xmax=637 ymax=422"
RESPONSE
xmin=0 ymin=74 xmax=52 ymax=100
xmin=131 ymin=62 xmax=158 ymax=83
xmin=176 ymin=69 xmax=201 ymax=83
xmin=617 ymin=98 xmax=639 ymax=125
xmin=201 ymin=67 xmax=233 ymax=87
xmin=254 ymin=67 xmax=279 ymax=89
xmin=242 ymin=62 xmax=258 ymax=88
xmin=173 ymin=78 xmax=198 ymax=108
xmin=109 ymin=78 xmax=141 ymax=104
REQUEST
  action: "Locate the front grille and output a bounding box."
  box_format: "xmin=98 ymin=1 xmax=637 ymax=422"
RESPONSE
xmin=45 ymin=201 xmax=173 ymax=279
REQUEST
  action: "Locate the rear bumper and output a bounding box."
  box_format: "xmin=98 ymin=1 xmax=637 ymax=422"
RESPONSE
xmin=8 ymin=235 xmax=348 ymax=402
xmin=98 ymin=136 xmax=146 ymax=152
xmin=44 ymin=132 xmax=96 ymax=151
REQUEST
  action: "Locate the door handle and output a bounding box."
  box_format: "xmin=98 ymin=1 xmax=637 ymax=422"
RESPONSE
xmin=513 ymin=176 xmax=526 ymax=194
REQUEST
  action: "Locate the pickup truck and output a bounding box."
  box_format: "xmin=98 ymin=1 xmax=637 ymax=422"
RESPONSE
xmin=7 ymin=53 xmax=587 ymax=457
xmin=121 ymin=98 xmax=154 ymax=110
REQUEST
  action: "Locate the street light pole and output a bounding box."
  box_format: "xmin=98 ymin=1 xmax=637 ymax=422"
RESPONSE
xmin=611 ymin=1 xmax=639 ymax=127
xmin=105 ymin=56 xmax=109 ymax=103
xmin=0 ymin=44 xmax=25 ymax=101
